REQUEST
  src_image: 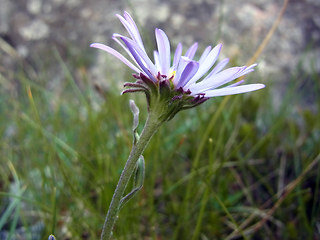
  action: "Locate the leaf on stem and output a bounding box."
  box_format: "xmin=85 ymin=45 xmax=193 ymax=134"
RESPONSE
xmin=119 ymin=155 xmax=145 ymax=209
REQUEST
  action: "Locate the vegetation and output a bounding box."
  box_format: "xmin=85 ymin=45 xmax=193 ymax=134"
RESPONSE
xmin=0 ymin=1 xmax=319 ymax=239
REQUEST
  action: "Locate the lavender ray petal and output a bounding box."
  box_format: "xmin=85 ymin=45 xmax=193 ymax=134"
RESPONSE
xmin=236 ymin=63 xmax=257 ymax=76
xmin=185 ymin=42 xmax=198 ymax=59
xmin=173 ymin=43 xmax=183 ymax=68
xmin=203 ymin=84 xmax=265 ymax=97
xmin=153 ymin=50 xmax=161 ymax=71
xmin=173 ymin=56 xmax=192 ymax=86
xmin=247 ymin=63 xmax=258 ymax=70
xmin=189 ymin=67 xmax=241 ymax=93
xmin=176 ymin=61 xmax=200 ymax=89
xmin=237 ymin=68 xmax=254 ymax=77
xmin=207 ymin=65 xmax=257 ymax=90
xmin=112 ymin=34 xmax=141 ymax=68
xmin=229 ymin=66 xmax=247 ymax=79
xmin=123 ymin=11 xmax=144 ymax=46
xmin=198 ymin=46 xmax=212 ymax=64
xmin=155 ymin=28 xmax=171 ymax=76
xmin=121 ymin=37 xmax=157 ymax=74
xmin=184 ymin=43 xmax=222 ymax=88
xmin=116 ymin=13 xmax=146 ymax=52
xmin=225 ymin=80 xmax=245 ymax=88
xmin=90 ymin=43 xmax=141 ymax=73
xmin=121 ymin=37 xmax=157 ymax=82
xmin=206 ymin=58 xmax=229 ymax=78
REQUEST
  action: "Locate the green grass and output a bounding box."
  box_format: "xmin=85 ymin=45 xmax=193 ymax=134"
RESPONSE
xmin=1 ymin=40 xmax=320 ymax=240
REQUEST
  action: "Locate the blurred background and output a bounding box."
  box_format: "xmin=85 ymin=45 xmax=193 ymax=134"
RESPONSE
xmin=1 ymin=0 xmax=320 ymax=100
xmin=0 ymin=0 xmax=319 ymax=239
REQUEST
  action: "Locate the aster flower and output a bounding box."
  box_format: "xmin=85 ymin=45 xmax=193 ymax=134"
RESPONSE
xmin=91 ymin=11 xmax=264 ymax=121
xmin=92 ymin=12 xmax=266 ymax=240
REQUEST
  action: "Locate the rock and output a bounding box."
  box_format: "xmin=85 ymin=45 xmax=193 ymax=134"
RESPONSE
xmin=27 ymin=0 xmax=42 ymax=15
xmin=0 ymin=0 xmax=13 ymax=34
xmin=18 ymin=19 xmax=49 ymax=41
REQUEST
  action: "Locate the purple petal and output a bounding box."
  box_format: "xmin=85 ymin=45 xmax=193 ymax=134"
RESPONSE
xmin=113 ymin=34 xmax=138 ymax=64
xmin=90 ymin=43 xmax=141 ymax=73
xmin=203 ymin=84 xmax=265 ymax=97
xmin=173 ymin=43 xmax=183 ymax=68
xmin=185 ymin=42 xmax=198 ymax=59
xmin=185 ymin=43 xmax=222 ymax=88
xmin=202 ymin=64 xmax=257 ymax=91
xmin=121 ymin=37 xmax=157 ymax=82
xmin=123 ymin=11 xmax=142 ymax=37
xmin=246 ymin=63 xmax=258 ymax=71
xmin=173 ymin=56 xmax=192 ymax=85
xmin=176 ymin=61 xmax=200 ymax=89
xmin=226 ymin=80 xmax=245 ymax=88
xmin=153 ymin=50 xmax=161 ymax=71
xmin=155 ymin=28 xmax=171 ymax=76
xmin=116 ymin=13 xmax=146 ymax=52
xmin=198 ymin=46 xmax=212 ymax=64
xmin=206 ymin=58 xmax=229 ymax=77
xmin=234 ymin=64 xmax=257 ymax=78
xmin=189 ymin=67 xmax=241 ymax=93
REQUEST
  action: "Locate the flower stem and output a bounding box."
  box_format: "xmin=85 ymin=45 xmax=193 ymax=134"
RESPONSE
xmin=101 ymin=111 xmax=162 ymax=240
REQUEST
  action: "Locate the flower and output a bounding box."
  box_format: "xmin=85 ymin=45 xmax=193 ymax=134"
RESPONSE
xmin=48 ymin=235 xmax=56 ymax=240
xmin=90 ymin=11 xmax=265 ymax=121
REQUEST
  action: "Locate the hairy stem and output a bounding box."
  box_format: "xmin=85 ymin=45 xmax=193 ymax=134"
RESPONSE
xmin=101 ymin=111 xmax=162 ymax=240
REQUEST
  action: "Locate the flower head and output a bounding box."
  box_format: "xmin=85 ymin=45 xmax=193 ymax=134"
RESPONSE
xmin=91 ymin=11 xmax=265 ymax=121
xmin=48 ymin=235 xmax=56 ymax=240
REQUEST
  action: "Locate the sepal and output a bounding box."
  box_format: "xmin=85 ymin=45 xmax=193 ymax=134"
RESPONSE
xmin=123 ymin=73 xmax=209 ymax=122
